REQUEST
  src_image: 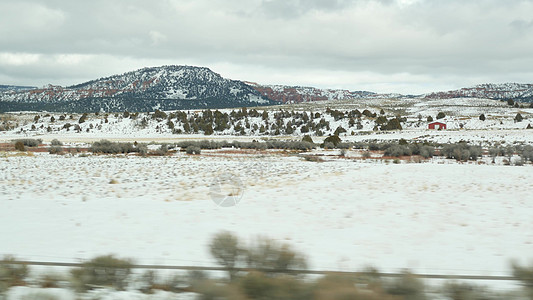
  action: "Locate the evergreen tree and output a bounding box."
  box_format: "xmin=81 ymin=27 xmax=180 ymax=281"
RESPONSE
xmin=78 ymin=113 xmax=88 ymax=124
xmin=285 ymin=125 xmax=294 ymax=134
xmin=334 ymin=126 xmax=347 ymax=135
xmin=262 ymin=110 xmax=269 ymax=120
xmin=167 ymin=120 xmax=175 ymax=130
xmin=323 ymin=135 xmax=341 ymax=147
xmin=183 ymin=121 xmax=191 ymax=133
xmin=381 ymin=118 xmax=402 ymax=131
xmin=302 ymin=135 xmax=314 ymax=143
xmin=204 ymin=124 xmax=214 ymax=135
xmin=376 ymin=116 xmax=388 ymax=125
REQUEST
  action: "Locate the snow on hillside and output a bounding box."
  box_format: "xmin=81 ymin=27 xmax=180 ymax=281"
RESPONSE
xmin=426 ymin=83 xmax=533 ymax=101
xmin=249 ymin=84 xmax=377 ymax=103
xmin=0 ymin=66 xmax=270 ymax=110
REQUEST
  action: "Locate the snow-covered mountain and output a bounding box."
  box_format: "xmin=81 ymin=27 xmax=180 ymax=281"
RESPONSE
xmin=246 ymin=83 xmax=377 ymax=103
xmin=0 ymin=66 xmax=273 ymax=112
xmin=0 ymin=85 xmax=36 ymax=92
xmin=425 ymin=83 xmax=533 ymax=102
xmin=2 ymin=65 xmax=533 ymax=113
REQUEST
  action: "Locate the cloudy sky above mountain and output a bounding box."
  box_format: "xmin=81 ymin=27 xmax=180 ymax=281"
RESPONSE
xmin=1 ymin=0 xmax=533 ymax=94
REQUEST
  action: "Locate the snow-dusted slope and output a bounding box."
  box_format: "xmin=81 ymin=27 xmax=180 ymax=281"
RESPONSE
xmin=425 ymin=83 xmax=533 ymax=102
xmin=247 ymin=83 xmax=377 ymax=103
xmin=0 ymin=85 xmax=36 ymax=92
xmin=0 ymin=66 xmax=273 ymax=112
xmin=2 ymin=65 xmax=533 ymax=113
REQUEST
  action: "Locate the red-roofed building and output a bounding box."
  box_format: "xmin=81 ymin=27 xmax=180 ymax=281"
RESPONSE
xmin=428 ymin=121 xmax=446 ymax=130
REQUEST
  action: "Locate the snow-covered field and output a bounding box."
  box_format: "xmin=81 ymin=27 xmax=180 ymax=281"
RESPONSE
xmin=1 ymin=151 xmax=531 ymax=280
xmin=1 ymin=98 xmax=533 ymax=298
xmin=6 ymin=286 xmax=197 ymax=300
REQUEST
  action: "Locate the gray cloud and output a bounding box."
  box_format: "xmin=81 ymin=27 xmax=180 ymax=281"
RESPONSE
xmin=257 ymin=0 xmax=358 ymax=19
xmin=1 ymin=0 xmax=533 ymax=94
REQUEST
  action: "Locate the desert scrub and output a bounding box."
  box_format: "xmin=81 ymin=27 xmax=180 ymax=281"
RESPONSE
xmin=245 ymin=237 xmax=307 ymax=274
xmin=48 ymin=146 xmax=63 ymax=155
xmin=176 ymin=140 xmax=315 ymax=151
xmin=209 ymin=231 xmax=243 ymax=281
xmin=13 ymin=138 xmax=42 ymax=147
xmin=314 ymin=273 xmax=394 ymax=300
xmin=440 ymin=143 xmax=482 ymax=161
xmin=442 ymin=281 xmax=494 ymax=300
xmin=177 ymin=140 xmax=223 ymax=150
xmin=70 ymin=255 xmax=133 ymax=292
xmin=89 ymin=140 xmax=136 ymax=154
xmin=303 ymin=155 xmax=324 ymax=162
xmin=384 ymin=145 xmax=412 ymax=157
xmin=153 ymin=144 xmax=169 ymax=156
xmin=50 ymin=139 xmax=63 ymax=146
xmin=238 ymin=271 xmax=311 ymax=300
xmin=512 ymin=262 xmax=533 ymax=300
xmin=264 ymin=140 xmax=315 ymax=150
xmin=186 ymin=145 xmax=201 ymax=155
xmin=39 ymin=272 xmax=68 ymax=288
xmin=14 ymin=141 xmax=25 ymax=151
xmin=0 ymin=255 xmax=29 ymax=290
xmin=385 ymin=271 xmax=427 ymax=300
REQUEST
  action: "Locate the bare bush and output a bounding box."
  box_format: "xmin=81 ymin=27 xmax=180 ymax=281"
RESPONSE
xmin=418 ymin=145 xmax=435 ymax=158
xmin=0 ymin=255 xmax=29 ymax=289
xmin=13 ymin=138 xmax=42 ymax=147
xmin=48 ymin=146 xmax=63 ymax=154
xmin=512 ymin=262 xmax=533 ymax=300
xmin=385 ymin=271 xmax=427 ymax=300
xmin=303 ymin=155 xmax=324 ymax=162
xmin=14 ymin=141 xmax=25 ymax=151
xmin=39 ymin=273 xmax=67 ymax=288
xmin=209 ymin=231 xmax=243 ymax=280
xmin=239 ymin=271 xmax=311 ymax=300
xmin=135 ymin=143 xmax=148 ymax=156
xmin=50 ymin=139 xmax=63 ymax=146
xmin=384 ymin=145 xmax=412 ymax=157
xmin=441 ymin=143 xmax=482 ymax=161
xmin=154 ymin=144 xmax=168 ymax=156
xmin=186 ymin=145 xmax=201 ymax=155
xmin=443 ymin=281 xmax=495 ymax=300
xmin=89 ymin=140 xmax=136 ymax=154
xmin=245 ymin=237 xmax=307 ymax=274
xmin=70 ymin=255 xmax=133 ymax=292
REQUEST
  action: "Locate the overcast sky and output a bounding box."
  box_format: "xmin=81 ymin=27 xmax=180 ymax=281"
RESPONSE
xmin=1 ymin=0 xmax=533 ymax=94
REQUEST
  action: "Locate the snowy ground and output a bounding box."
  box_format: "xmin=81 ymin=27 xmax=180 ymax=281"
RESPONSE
xmin=1 ymin=151 xmax=532 ymax=289
xmin=1 ymin=97 xmax=532 ymax=145
xmin=6 ymin=286 xmax=197 ymax=300
xmin=1 ymin=99 xmax=533 ymax=298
